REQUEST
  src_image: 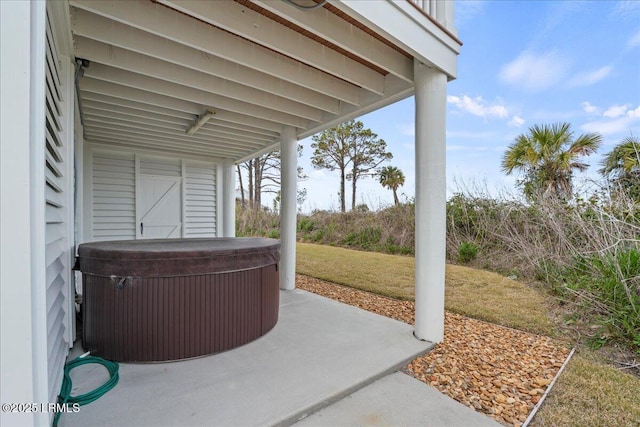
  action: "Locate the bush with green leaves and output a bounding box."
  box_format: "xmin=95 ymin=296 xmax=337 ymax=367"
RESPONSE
xmin=298 ymin=217 xmax=315 ymax=232
xmin=458 ymin=241 xmax=479 ymax=263
xmin=344 ymin=226 xmax=382 ymax=249
xmin=561 ymin=247 xmax=640 ymax=350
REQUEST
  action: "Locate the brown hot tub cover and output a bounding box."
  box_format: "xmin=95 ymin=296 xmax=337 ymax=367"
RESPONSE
xmin=78 ymin=238 xmax=280 ymax=362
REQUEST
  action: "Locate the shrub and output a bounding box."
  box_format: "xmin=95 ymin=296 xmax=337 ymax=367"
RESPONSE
xmin=382 ymin=236 xmax=400 ymax=254
xmin=562 ymin=248 xmax=640 ymax=349
xmin=458 ymin=241 xmax=479 ymax=263
xmin=399 ymin=246 xmax=413 ymax=255
xmin=298 ymin=217 xmax=315 ymax=232
xmin=344 ymin=226 xmax=382 ymax=249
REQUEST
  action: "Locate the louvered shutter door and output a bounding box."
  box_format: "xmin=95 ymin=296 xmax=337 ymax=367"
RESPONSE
xmin=44 ymin=9 xmax=72 ymax=407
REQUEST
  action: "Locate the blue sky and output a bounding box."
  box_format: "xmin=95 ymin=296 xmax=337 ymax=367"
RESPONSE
xmin=296 ymin=0 xmax=640 ymax=213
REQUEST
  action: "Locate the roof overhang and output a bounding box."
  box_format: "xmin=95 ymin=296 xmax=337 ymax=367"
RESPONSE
xmin=62 ymin=0 xmax=461 ymax=162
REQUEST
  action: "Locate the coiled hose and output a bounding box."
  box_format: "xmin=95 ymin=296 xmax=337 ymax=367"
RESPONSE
xmin=53 ymin=355 xmax=119 ymax=427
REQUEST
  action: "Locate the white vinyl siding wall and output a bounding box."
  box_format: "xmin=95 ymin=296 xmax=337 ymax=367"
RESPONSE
xmin=90 ymin=150 xmax=218 ymax=240
xmin=184 ymin=163 xmax=217 ymax=237
xmin=44 ymin=8 xmax=73 ymax=409
xmin=140 ymin=157 xmax=181 ymax=177
xmin=92 ymin=151 xmax=136 ymax=241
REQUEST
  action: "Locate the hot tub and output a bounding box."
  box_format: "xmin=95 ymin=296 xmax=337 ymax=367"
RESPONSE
xmin=77 ymin=238 xmax=280 ymax=362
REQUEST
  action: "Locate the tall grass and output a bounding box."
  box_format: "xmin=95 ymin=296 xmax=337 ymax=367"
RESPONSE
xmin=293 ymin=204 xmax=413 ymax=254
xmin=235 ymin=203 xmax=280 ymax=238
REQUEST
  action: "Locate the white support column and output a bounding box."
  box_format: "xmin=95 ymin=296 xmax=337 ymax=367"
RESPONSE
xmin=414 ymin=61 xmax=447 ymax=343
xmin=222 ymin=158 xmax=236 ymax=237
xmin=215 ymin=162 xmax=224 ymax=237
xmin=180 ymin=160 xmax=187 ymax=238
xmin=279 ymin=126 xmax=297 ymax=290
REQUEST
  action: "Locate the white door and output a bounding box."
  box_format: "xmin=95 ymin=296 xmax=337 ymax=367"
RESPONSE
xmin=138 ymin=176 xmax=182 ymax=238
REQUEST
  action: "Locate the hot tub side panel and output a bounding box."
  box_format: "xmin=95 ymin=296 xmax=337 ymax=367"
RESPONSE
xmin=261 ymin=264 xmax=280 ymax=335
xmin=82 ymin=264 xmax=279 ymax=362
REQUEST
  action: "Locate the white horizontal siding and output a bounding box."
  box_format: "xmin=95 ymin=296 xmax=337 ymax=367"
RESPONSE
xmin=184 ymin=162 xmax=217 ymax=237
xmin=92 ymin=150 xmax=136 ymax=240
xmin=91 ymin=152 xmax=218 ymax=239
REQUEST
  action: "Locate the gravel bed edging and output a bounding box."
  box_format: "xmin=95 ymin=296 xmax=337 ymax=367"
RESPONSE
xmin=296 ymin=274 xmax=571 ymax=427
xmin=521 ymin=347 xmax=575 ymax=427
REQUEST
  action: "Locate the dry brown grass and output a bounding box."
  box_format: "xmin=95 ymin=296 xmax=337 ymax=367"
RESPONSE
xmin=531 ymin=353 xmax=640 ymax=427
xmin=296 ymin=242 xmax=553 ymax=335
xmin=445 ymin=263 xmax=554 ymax=335
xmin=296 ymin=242 xmax=414 ymax=299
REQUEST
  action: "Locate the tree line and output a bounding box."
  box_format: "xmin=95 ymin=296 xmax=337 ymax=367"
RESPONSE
xmin=236 ymin=143 xmax=307 ymax=210
xmin=237 ymin=119 xmax=407 ymax=212
xmin=310 ymin=119 xmax=408 ymax=212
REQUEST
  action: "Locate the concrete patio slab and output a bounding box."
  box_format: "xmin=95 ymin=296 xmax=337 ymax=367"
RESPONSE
xmin=60 ymin=289 xmax=432 ymax=427
xmin=296 ymin=372 xmax=502 ymax=427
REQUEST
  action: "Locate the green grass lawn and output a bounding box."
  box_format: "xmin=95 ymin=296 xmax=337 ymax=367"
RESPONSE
xmin=296 ymin=242 xmax=640 ymax=427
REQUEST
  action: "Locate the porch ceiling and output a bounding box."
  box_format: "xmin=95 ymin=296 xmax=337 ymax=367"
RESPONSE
xmin=68 ymin=0 xmax=446 ymax=161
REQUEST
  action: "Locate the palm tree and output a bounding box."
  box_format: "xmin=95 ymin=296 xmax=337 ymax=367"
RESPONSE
xmin=378 ymin=166 xmax=405 ymax=205
xmin=600 ymin=136 xmax=640 ymax=202
xmin=600 ymin=136 xmax=640 ymax=177
xmin=501 ymin=122 xmax=602 ymax=200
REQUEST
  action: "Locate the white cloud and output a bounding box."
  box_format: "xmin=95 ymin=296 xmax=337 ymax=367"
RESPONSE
xmin=603 ymin=104 xmax=630 ymax=118
xmin=628 ymin=29 xmax=640 ymax=48
xmin=568 ymin=66 xmax=612 ymax=87
xmin=581 ymin=116 xmax=638 ymax=136
xmin=447 ymin=95 xmax=509 ymax=119
xmin=581 ymin=101 xmax=598 ymax=114
xmin=580 ymin=104 xmax=640 ymax=136
xmin=508 ymin=115 xmax=525 ymax=127
xmin=498 ymin=51 xmax=568 ymax=92
xmin=628 ymin=106 xmax=640 ymax=118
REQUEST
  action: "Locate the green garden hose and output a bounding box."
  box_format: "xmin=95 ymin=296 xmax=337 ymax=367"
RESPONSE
xmin=53 ymin=355 xmax=119 ymax=427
